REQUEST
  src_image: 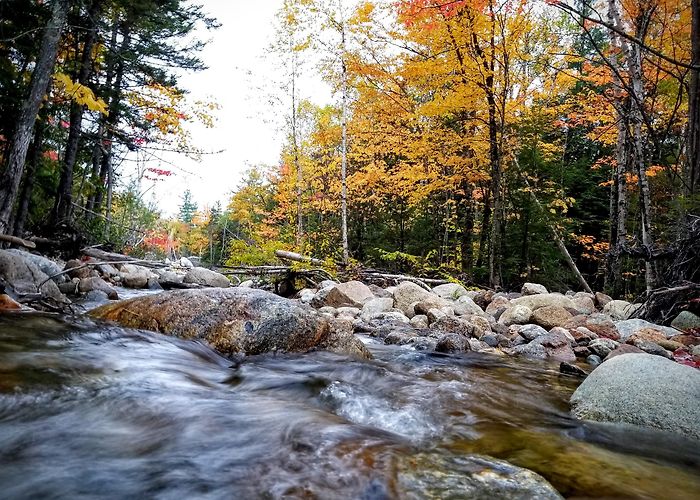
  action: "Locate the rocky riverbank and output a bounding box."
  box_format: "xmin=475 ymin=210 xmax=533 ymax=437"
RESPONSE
xmin=2 ymin=247 xmax=699 ymax=442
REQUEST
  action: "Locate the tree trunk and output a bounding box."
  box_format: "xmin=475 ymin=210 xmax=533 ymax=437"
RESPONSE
xmin=688 ymin=0 xmax=700 ymax=195
xmin=52 ymin=0 xmax=103 ymax=224
xmin=340 ymin=21 xmax=349 ymax=265
xmin=13 ymin=117 xmax=46 ymax=237
xmin=0 ymin=0 xmax=68 ymax=234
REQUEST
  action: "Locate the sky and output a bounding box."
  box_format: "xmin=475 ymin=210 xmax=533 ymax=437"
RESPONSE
xmin=131 ymin=0 xmax=332 ymax=217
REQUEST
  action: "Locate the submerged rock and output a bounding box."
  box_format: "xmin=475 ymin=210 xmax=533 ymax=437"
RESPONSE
xmin=397 ymin=453 xmax=563 ymax=499
xmin=91 ymin=288 xmax=370 ymax=359
xmin=570 ymin=353 xmax=700 ymax=440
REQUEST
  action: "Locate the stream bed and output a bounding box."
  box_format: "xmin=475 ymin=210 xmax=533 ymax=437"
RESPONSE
xmin=0 ymin=312 xmax=699 ymax=499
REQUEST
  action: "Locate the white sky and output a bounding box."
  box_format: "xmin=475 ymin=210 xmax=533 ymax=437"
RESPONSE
xmin=131 ymin=0 xmax=332 ymax=217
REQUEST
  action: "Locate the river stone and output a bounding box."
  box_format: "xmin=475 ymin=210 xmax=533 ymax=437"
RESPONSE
xmin=518 ymin=324 xmax=548 ymax=341
xmin=432 ymin=283 xmax=468 ymax=299
xmin=521 ymin=282 xmax=548 ymax=295
xmin=615 ymin=318 xmax=677 ymax=341
xmin=0 ymin=293 xmax=22 ymax=310
xmin=498 ymin=304 xmax=532 ymax=326
xmin=588 ymin=338 xmax=620 ymax=358
xmin=531 ymin=305 xmax=573 ymax=330
xmin=570 ymin=353 xmax=700 ymax=440
xmin=632 ymin=340 xmax=672 ymax=359
xmin=78 ymin=277 xmax=118 ymax=300
xmin=397 ymin=453 xmax=562 ymax=499
xmin=360 ymin=297 xmax=394 ymax=322
xmin=393 ymin=281 xmax=447 ymax=316
xmin=183 ymin=267 xmax=230 ymax=288
xmin=91 ymin=288 xmax=371 ymax=359
xmin=513 ymin=329 xmax=576 ymax=362
xmin=427 ymin=308 xmax=447 ymax=324
xmin=410 ymin=314 xmax=429 ymax=329
xmin=511 ymin=293 xmax=576 ymax=312
xmin=572 ymin=295 xmax=596 ymax=314
xmin=486 ymin=295 xmax=510 ymax=315
xmin=453 ymin=295 xmax=485 ymax=316
xmin=670 ymin=311 xmax=700 ymax=333
xmin=565 ymin=314 xmax=620 ymax=340
xmin=603 ymin=300 xmax=641 ymax=320
xmin=0 ymin=249 xmax=65 ymax=302
xmin=156 ymin=269 xmax=184 ymax=284
xmin=64 ymin=259 xmax=93 ymax=280
xmin=319 ymin=281 xmax=374 ymax=308
xmin=119 ymin=264 xmax=156 ymax=288
xmin=430 ymin=316 xmax=474 ymax=336
xmin=435 ymin=333 xmax=470 ymax=353
xmin=6 ymin=249 xmax=65 ymax=283
xmin=370 ymin=311 xmax=410 ymax=324
xmin=606 ymin=343 xmax=645 ymax=360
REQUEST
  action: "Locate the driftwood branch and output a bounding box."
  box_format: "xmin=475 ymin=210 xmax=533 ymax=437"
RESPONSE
xmin=0 ymin=234 xmax=36 ymax=249
xmin=80 ymin=247 xmax=166 ymax=268
xmin=275 ymin=250 xmax=324 ymax=265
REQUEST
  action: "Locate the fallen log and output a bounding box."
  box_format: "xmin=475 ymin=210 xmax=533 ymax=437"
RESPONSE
xmin=81 ymin=247 xmax=166 ymax=269
xmin=0 ymin=234 xmax=36 ymax=249
xmin=275 ymin=250 xmax=324 ymax=265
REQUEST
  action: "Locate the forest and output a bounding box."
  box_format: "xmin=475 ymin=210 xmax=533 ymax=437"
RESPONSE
xmin=0 ymin=0 xmax=698 ymax=298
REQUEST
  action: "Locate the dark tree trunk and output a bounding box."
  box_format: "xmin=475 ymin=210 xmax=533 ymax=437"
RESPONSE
xmin=688 ymin=0 xmax=700 ymax=195
xmin=0 ymin=0 xmax=68 ymax=234
xmin=52 ymin=0 xmax=103 ymax=224
xmin=13 ymin=116 xmax=47 ymax=237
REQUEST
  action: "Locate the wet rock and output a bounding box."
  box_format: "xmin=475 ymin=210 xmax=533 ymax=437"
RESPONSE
xmin=435 ymin=333 xmax=470 ymax=353
xmin=78 ymin=277 xmax=118 ymax=300
xmin=183 ymin=267 xmax=230 ymax=288
xmin=0 ymin=294 xmax=22 ymax=311
xmin=518 ymin=324 xmax=548 ymax=341
xmin=531 ymin=305 xmax=573 ymax=330
xmin=521 ymin=282 xmax=548 ymax=295
xmin=573 ymin=346 xmax=590 ymax=357
xmin=560 ymin=361 xmax=587 ymax=377
xmin=511 ymin=293 xmax=576 ymax=312
xmin=615 ymin=318 xmax=677 ymax=340
xmin=602 ymin=300 xmax=641 ymax=320
xmin=432 ymin=283 xmax=468 ymax=299
xmin=397 ymin=454 xmax=563 ymax=500
xmin=519 ymin=329 xmax=576 ymax=362
xmin=586 ymin=354 xmax=602 ymax=367
xmin=91 ymin=288 xmax=371 ymax=359
xmin=671 ymin=311 xmax=700 ymax=333
xmin=430 ymin=316 xmax=474 ymax=336
xmin=482 ymin=333 xmax=499 ymax=347
xmin=469 ymin=315 xmax=492 ymax=338
xmin=588 ymin=338 xmax=620 ymax=358
xmin=58 ymin=281 xmax=78 ymax=295
xmin=498 ymin=304 xmax=532 ymax=326
xmin=119 ymin=264 xmax=156 ymax=289
xmin=384 ymin=329 xmax=418 ymax=345
xmin=570 ymin=353 xmax=700 ymax=440
xmin=0 ymin=249 xmax=66 ymax=302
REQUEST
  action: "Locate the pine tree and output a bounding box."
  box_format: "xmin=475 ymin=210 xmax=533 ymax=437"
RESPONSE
xmin=178 ymin=189 xmax=197 ymax=225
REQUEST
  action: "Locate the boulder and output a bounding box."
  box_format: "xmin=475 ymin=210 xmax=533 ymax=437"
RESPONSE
xmin=64 ymin=259 xmax=93 ymax=280
xmin=95 ymin=262 xmax=120 ymax=278
xmin=431 ymin=283 xmax=468 ymax=299
xmin=615 ymin=318 xmax=677 ymax=341
xmin=594 ymin=291 xmax=613 ymax=308
xmin=78 ymin=277 xmax=118 ymax=300
xmin=531 ymin=305 xmax=573 ymax=329
xmin=518 ymin=324 xmax=548 ymax=341
xmin=410 ymin=315 xmax=429 ymax=329
xmin=368 ymin=284 xmax=392 ymax=298
xmin=485 ymin=295 xmax=510 ymax=315
xmin=521 ymin=282 xmax=548 ymax=295
xmin=6 ymin=249 xmax=65 ymax=283
xmin=119 ymin=264 xmax=156 ymax=289
xmin=0 ymin=249 xmax=65 ymax=302
xmin=571 ymin=295 xmax=596 ymax=314
xmin=452 ymin=295 xmax=485 ymax=316
xmin=156 ymin=269 xmax=184 ymax=285
xmin=91 ymin=288 xmax=370 ymax=359
xmin=603 ymin=300 xmax=641 ymax=320
xmin=512 ymin=328 xmax=576 ymax=362
xmin=426 ymin=308 xmax=447 ymax=324
xmin=670 ymin=311 xmax=700 ymax=333
xmin=430 ymin=316 xmax=474 ymax=337
xmin=179 ymin=257 xmax=194 ymax=268
xmin=565 ymin=314 xmax=620 ymax=340
xmin=183 ymin=267 xmax=230 ymax=288
xmin=632 ymin=340 xmax=672 ymax=359
xmin=0 ymin=294 xmax=22 ymax=311
xmin=393 ymin=281 xmax=447 ymax=316
xmin=511 ymin=293 xmax=576 ymax=312
xmin=498 ymin=304 xmax=532 ymax=326
xmin=321 ymin=280 xmax=374 ymax=308
xmin=570 ymin=353 xmax=700 ymax=440
xmin=360 ymin=297 xmax=394 ymax=321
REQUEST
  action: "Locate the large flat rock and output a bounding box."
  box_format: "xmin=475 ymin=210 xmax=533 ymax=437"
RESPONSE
xmin=91 ymin=288 xmax=370 ymax=359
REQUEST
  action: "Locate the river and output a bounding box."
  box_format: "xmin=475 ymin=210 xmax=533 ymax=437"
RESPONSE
xmin=0 ymin=310 xmax=698 ymax=498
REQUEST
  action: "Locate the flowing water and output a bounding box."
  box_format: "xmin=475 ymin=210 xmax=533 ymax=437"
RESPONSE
xmin=0 ymin=311 xmax=698 ymax=499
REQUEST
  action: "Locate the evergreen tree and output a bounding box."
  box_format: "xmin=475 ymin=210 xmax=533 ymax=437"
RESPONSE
xmin=178 ymin=189 xmax=197 ymax=225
